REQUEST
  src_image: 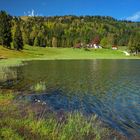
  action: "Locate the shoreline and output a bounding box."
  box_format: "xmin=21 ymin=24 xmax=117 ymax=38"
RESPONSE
xmin=0 ymin=92 xmax=128 ymax=140
xmin=0 ymin=57 xmax=140 ymax=68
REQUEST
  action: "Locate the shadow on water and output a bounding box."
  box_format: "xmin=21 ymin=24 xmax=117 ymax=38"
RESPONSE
xmin=0 ymin=60 xmax=140 ymax=138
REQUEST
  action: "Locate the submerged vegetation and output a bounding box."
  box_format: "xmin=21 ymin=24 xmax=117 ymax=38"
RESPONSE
xmin=0 ymin=92 xmax=126 ymax=140
xmin=31 ymin=82 xmax=47 ymax=92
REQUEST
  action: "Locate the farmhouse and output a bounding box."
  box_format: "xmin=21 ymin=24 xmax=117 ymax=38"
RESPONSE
xmin=112 ymin=45 xmax=118 ymax=50
xmin=90 ymin=36 xmax=102 ymax=49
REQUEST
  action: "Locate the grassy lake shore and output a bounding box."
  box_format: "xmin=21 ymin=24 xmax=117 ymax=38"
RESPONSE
xmin=0 ymin=45 xmax=139 ymax=140
xmin=0 ymin=45 xmax=140 ymax=67
xmin=0 ymin=92 xmax=127 ymax=140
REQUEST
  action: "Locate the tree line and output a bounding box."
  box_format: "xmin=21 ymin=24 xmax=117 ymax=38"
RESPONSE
xmin=0 ymin=10 xmax=140 ymax=53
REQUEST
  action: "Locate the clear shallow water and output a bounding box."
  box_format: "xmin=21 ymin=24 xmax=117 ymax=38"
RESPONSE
xmin=0 ymin=60 xmax=140 ymax=137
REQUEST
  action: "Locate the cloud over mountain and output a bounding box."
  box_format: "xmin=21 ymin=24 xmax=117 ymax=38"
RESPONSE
xmin=126 ymin=11 xmax=140 ymax=21
xmin=24 ymin=9 xmax=42 ymax=17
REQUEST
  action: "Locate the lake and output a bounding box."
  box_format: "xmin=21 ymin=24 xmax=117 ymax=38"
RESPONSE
xmin=0 ymin=60 xmax=140 ymax=137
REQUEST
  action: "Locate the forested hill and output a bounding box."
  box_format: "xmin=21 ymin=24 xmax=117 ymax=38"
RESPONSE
xmin=0 ymin=11 xmax=140 ymax=52
xmin=20 ymin=15 xmax=140 ymax=49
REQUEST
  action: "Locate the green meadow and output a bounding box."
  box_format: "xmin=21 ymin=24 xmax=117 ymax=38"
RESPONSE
xmin=0 ymin=45 xmax=139 ymax=67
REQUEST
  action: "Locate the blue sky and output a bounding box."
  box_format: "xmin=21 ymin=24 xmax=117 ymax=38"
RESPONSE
xmin=0 ymin=0 xmax=140 ymax=21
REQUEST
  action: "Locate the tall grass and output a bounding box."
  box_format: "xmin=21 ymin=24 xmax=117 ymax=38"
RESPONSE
xmin=0 ymin=93 xmax=126 ymax=140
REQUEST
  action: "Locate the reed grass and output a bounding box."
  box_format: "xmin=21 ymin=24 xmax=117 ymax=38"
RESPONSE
xmin=0 ymin=92 xmax=126 ymax=140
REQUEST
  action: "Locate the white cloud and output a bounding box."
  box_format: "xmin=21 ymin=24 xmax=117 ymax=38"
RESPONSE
xmin=126 ymin=11 xmax=140 ymax=21
xmin=24 ymin=9 xmax=43 ymax=17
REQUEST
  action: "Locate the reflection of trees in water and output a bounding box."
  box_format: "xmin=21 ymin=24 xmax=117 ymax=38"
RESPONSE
xmin=13 ymin=60 xmax=126 ymax=96
xmin=0 ymin=67 xmax=17 ymax=82
xmin=1 ymin=60 xmax=140 ymax=98
xmin=0 ymin=67 xmax=18 ymax=90
xmin=0 ymin=66 xmax=27 ymax=90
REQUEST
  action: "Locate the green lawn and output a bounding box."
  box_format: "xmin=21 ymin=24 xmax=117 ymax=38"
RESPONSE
xmin=1 ymin=45 xmax=139 ymax=59
xmin=0 ymin=45 xmax=139 ymax=67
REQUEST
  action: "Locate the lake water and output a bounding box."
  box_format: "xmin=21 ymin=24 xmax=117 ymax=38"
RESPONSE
xmin=0 ymin=60 xmax=140 ymax=137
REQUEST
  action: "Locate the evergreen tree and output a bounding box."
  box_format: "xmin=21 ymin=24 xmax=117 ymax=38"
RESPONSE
xmin=29 ymin=27 xmax=38 ymax=46
xmin=128 ymin=33 xmax=140 ymax=54
xmin=37 ymin=31 xmax=47 ymax=47
xmin=34 ymin=36 xmax=40 ymax=46
xmin=1 ymin=12 xmax=140 ymax=50
xmin=13 ymin=21 xmax=23 ymax=50
xmin=22 ymin=31 xmax=30 ymax=45
xmin=100 ymin=37 xmax=108 ymax=48
xmin=0 ymin=11 xmax=12 ymax=48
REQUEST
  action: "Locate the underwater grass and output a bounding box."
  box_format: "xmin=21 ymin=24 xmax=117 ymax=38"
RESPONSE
xmin=31 ymin=82 xmax=46 ymax=93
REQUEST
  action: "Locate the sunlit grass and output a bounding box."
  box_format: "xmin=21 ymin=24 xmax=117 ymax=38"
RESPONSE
xmin=0 ymin=110 xmax=109 ymax=140
xmin=0 ymin=45 xmax=139 ymax=68
xmin=0 ymin=92 xmax=14 ymax=105
xmin=0 ymin=45 xmax=139 ymax=62
xmin=0 ymin=92 xmax=126 ymax=140
xmin=0 ymin=58 xmax=23 ymax=67
xmin=0 ymin=128 xmax=24 ymax=140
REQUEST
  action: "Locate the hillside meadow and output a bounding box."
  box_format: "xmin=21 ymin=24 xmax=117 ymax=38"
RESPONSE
xmin=0 ymin=45 xmax=139 ymax=67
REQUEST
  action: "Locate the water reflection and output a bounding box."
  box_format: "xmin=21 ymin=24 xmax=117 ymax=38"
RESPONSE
xmin=0 ymin=67 xmax=18 ymax=89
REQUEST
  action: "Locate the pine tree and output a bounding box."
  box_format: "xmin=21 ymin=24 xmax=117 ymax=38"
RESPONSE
xmin=100 ymin=37 xmax=108 ymax=48
xmin=34 ymin=36 xmax=40 ymax=46
xmin=37 ymin=31 xmax=47 ymax=47
xmin=13 ymin=21 xmax=23 ymax=50
xmin=0 ymin=11 xmax=12 ymax=48
xmin=22 ymin=31 xmax=30 ymax=45
xmin=128 ymin=33 xmax=140 ymax=54
xmin=128 ymin=36 xmax=135 ymax=52
xmin=30 ymin=27 xmax=38 ymax=46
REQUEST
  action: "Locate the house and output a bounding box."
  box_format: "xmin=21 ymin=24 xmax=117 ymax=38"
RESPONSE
xmin=112 ymin=45 xmax=118 ymax=50
xmin=90 ymin=36 xmax=102 ymax=49
xmin=87 ymin=42 xmax=102 ymax=48
xmin=86 ymin=43 xmax=102 ymax=49
xmin=93 ymin=44 xmax=102 ymax=49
